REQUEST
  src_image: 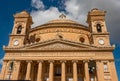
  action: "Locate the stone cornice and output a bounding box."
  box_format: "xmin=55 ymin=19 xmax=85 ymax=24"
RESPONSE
xmin=9 ymin=34 xmax=26 ymax=36
xmin=92 ymin=32 xmax=110 ymax=35
xmin=4 ymin=39 xmax=114 ymax=52
xmin=30 ymin=23 xmax=89 ymax=33
xmin=3 ymin=47 xmax=114 ymax=52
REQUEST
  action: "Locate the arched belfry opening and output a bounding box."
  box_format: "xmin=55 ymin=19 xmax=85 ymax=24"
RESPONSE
xmin=17 ymin=25 xmax=22 ymax=34
xmin=96 ymin=24 xmax=102 ymax=32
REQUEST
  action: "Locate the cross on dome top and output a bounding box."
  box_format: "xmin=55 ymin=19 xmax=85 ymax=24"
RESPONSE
xmin=59 ymin=14 xmax=66 ymax=19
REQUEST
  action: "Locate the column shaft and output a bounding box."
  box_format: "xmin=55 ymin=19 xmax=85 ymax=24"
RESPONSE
xmin=49 ymin=61 xmax=54 ymax=81
xmin=25 ymin=61 xmax=31 ymax=80
xmin=37 ymin=61 xmax=43 ymax=81
xmin=84 ymin=61 xmax=89 ymax=81
xmin=61 ymin=61 xmax=66 ymax=81
xmin=13 ymin=61 xmax=21 ymax=80
xmin=73 ymin=62 xmax=78 ymax=81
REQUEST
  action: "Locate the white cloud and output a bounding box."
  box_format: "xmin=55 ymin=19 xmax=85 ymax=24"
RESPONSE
xmin=0 ymin=57 xmax=3 ymax=65
xmin=31 ymin=7 xmax=62 ymax=27
xmin=31 ymin=0 xmax=44 ymax=10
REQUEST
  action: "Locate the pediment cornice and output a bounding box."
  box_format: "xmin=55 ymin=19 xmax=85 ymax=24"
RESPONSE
xmin=23 ymin=39 xmax=95 ymax=49
xmin=4 ymin=39 xmax=114 ymax=52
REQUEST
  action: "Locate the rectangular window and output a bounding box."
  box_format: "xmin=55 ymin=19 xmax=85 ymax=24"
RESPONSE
xmin=90 ymin=77 xmax=95 ymax=81
xmin=78 ymin=78 xmax=83 ymax=81
xmin=68 ymin=78 xmax=73 ymax=81
xmin=45 ymin=77 xmax=49 ymax=81
xmin=104 ymin=63 xmax=108 ymax=72
xmin=6 ymin=74 xmax=12 ymax=80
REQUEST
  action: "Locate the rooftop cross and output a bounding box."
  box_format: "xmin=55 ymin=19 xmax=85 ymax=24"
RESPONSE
xmin=59 ymin=14 xmax=66 ymax=19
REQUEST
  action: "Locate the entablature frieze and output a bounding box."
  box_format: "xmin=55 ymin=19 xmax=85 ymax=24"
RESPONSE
xmin=4 ymin=51 xmax=114 ymax=61
xmin=3 ymin=58 xmax=114 ymax=62
xmin=3 ymin=46 xmax=114 ymax=52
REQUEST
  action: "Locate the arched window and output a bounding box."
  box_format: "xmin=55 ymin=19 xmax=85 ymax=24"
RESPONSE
xmin=17 ymin=25 xmax=22 ymax=34
xmin=96 ymin=24 xmax=102 ymax=32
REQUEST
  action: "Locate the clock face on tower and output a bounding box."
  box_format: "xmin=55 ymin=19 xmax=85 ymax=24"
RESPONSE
xmin=14 ymin=40 xmax=19 ymax=46
xmin=98 ymin=39 xmax=105 ymax=45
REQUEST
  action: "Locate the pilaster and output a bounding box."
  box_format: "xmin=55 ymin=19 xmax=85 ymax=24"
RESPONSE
xmin=108 ymin=61 xmax=118 ymax=81
xmin=96 ymin=61 xmax=104 ymax=81
xmin=12 ymin=61 xmax=21 ymax=80
xmin=0 ymin=61 xmax=7 ymax=79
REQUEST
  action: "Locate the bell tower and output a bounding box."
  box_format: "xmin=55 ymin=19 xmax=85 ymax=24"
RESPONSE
xmin=87 ymin=8 xmax=110 ymax=47
xmin=8 ymin=11 xmax=33 ymax=47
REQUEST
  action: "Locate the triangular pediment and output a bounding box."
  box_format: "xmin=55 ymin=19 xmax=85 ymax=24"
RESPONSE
xmin=22 ymin=39 xmax=96 ymax=50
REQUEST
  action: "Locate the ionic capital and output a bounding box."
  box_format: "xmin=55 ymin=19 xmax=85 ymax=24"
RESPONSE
xmin=83 ymin=60 xmax=89 ymax=63
xmin=48 ymin=60 xmax=54 ymax=63
xmin=37 ymin=60 xmax=44 ymax=63
xmin=26 ymin=60 xmax=32 ymax=63
xmin=60 ymin=60 xmax=66 ymax=63
xmin=72 ymin=60 xmax=78 ymax=63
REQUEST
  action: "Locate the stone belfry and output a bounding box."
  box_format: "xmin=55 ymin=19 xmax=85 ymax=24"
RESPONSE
xmin=8 ymin=11 xmax=33 ymax=47
xmin=0 ymin=9 xmax=118 ymax=81
xmin=87 ymin=8 xmax=110 ymax=47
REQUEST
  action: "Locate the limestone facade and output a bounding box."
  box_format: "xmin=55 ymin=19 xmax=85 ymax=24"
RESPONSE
xmin=0 ymin=8 xmax=118 ymax=81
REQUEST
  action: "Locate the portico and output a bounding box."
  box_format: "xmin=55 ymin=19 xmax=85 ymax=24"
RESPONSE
xmin=1 ymin=59 xmax=112 ymax=81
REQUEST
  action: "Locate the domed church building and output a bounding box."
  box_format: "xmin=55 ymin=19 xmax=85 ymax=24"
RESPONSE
xmin=0 ymin=8 xmax=118 ymax=81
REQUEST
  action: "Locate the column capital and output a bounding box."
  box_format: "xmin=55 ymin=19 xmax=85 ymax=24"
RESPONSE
xmin=108 ymin=60 xmax=114 ymax=62
xmin=83 ymin=60 xmax=89 ymax=63
xmin=48 ymin=60 xmax=54 ymax=63
xmin=26 ymin=60 xmax=32 ymax=63
xmin=37 ymin=60 xmax=44 ymax=63
xmin=96 ymin=60 xmax=101 ymax=62
xmin=72 ymin=60 xmax=78 ymax=63
xmin=60 ymin=60 xmax=66 ymax=63
xmin=14 ymin=60 xmax=21 ymax=65
xmin=3 ymin=60 xmax=8 ymax=63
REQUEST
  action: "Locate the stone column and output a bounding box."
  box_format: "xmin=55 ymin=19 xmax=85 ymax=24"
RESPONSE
xmin=25 ymin=61 xmax=32 ymax=80
xmin=49 ymin=61 xmax=54 ymax=81
xmin=37 ymin=61 xmax=43 ymax=81
xmin=84 ymin=61 xmax=89 ymax=81
xmin=96 ymin=61 xmax=104 ymax=81
xmin=13 ymin=61 xmax=21 ymax=80
xmin=61 ymin=61 xmax=66 ymax=81
xmin=108 ymin=61 xmax=118 ymax=81
xmin=1 ymin=61 xmax=7 ymax=79
xmin=73 ymin=61 xmax=78 ymax=81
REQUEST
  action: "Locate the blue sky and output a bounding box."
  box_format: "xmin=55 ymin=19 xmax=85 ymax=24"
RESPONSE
xmin=0 ymin=0 xmax=120 ymax=80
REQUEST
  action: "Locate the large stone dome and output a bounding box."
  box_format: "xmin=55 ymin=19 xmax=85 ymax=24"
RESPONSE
xmin=32 ymin=14 xmax=88 ymax=31
xmin=29 ymin=14 xmax=90 ymax=46
xmin=46 ymin=14 xmax=80 ymax=24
